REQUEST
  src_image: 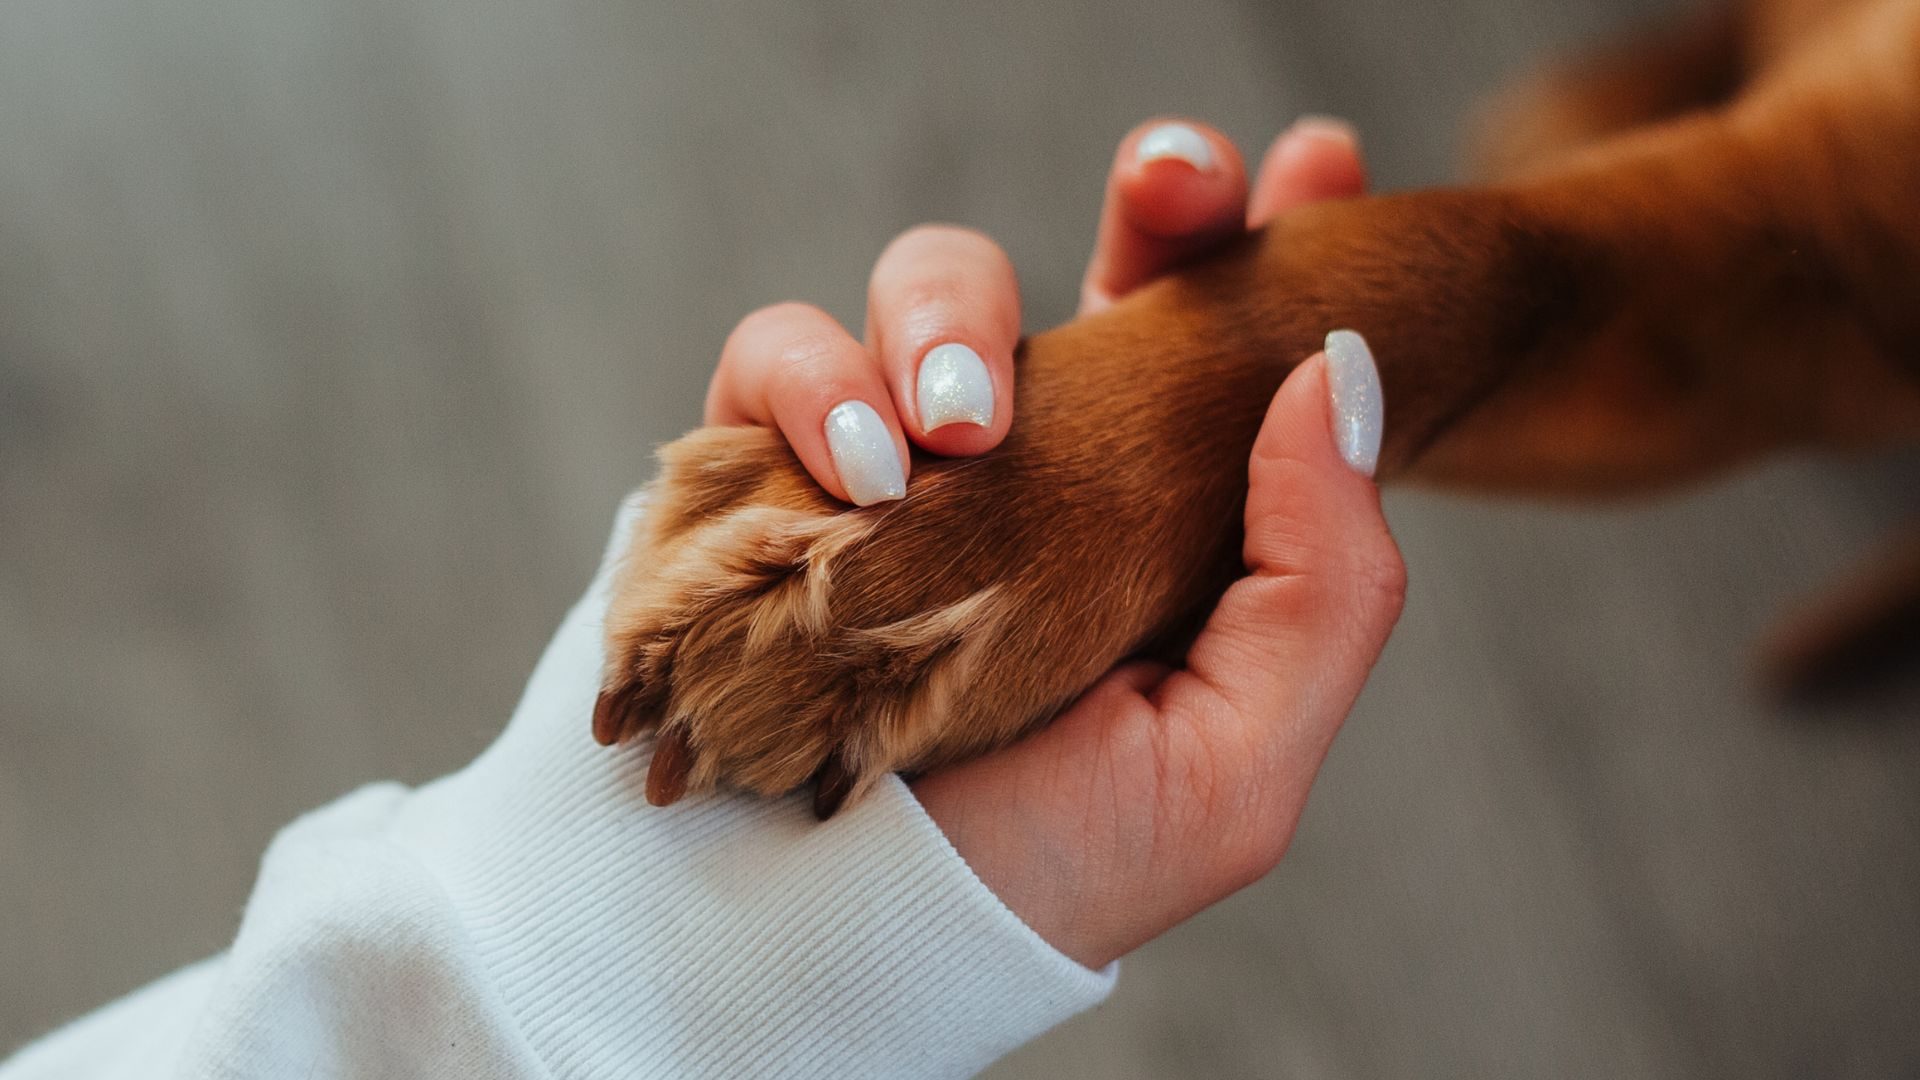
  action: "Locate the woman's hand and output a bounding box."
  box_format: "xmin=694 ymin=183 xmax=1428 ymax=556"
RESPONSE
xmin=913 ymin=335 xmax=1403 ymax=969
xmin=706 ymin=116 xmax=1397 ymax=970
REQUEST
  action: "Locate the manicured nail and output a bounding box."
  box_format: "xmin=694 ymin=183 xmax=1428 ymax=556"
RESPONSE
xmin=824 ymin=401 xmax=906 ymax=505
xmin=1324 ymin=329 xmax=1383 ymax=477
xmin=1135 ymin=122 xmax=1214 ymax=171
xmin=1289 ymin=114 xmax=1360 ymax=150
xmin=916 ymin=343 xmax=995 ymax=432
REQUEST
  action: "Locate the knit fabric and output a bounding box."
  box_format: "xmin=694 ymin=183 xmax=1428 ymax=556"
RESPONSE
xmin=4 ymin=494 xmax=1115 ymax=1079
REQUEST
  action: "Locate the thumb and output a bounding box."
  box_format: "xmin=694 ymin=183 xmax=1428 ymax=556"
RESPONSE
xmin=1156 ymin=330 xmax=1404 ymax=766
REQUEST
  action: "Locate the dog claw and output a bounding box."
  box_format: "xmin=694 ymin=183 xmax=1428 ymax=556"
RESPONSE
xmin=1761 ymin=531 xmax=1920 ymax=702
xmin=812 ymin=751 xmax=856 ymax=820
xmin=592 ymin=680 xmax=653 ymax=745
xmin=591 ymin=689 xmax=623 ymax=745
xmin=646 ymin=726 xmax=694 ymax=806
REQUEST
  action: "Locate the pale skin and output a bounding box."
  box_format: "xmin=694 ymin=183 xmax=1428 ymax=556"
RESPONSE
xmin=702 ymin=117 xmax=1405 ymax=969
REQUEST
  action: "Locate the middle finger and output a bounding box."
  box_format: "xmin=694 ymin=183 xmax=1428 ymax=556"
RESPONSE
xmin=866 ymin=224 xmax=1021 ymax=456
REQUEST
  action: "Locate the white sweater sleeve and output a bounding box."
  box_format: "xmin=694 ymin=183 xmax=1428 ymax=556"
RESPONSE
xmin=4 ymin=494 xmax=1115 ymax=1080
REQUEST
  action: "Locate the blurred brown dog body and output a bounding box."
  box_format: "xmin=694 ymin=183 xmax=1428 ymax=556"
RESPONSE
xmin=596 ymin=0 xmax=1920 ymax=814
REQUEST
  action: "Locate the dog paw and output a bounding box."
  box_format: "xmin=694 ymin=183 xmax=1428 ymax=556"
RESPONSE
xmin=595 ymin=425 xmax=1066 ymax=818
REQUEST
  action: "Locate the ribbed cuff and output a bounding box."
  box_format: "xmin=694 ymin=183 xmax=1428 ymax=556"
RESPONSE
xmin=387 ymin=494 xmax=1114 ymax=1078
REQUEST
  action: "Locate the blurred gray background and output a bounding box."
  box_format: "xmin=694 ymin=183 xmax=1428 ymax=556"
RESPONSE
xmin=3 ymin=0 xmax=1917 ymax=1075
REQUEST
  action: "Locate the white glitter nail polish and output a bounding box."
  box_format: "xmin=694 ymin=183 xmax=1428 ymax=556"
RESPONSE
xmin=916 ymin=343 xmax=995 ymax=432
xmin=824 ymin=401 xmax=906 ymax=505
xmin=1135 ymin=122 xmax=1215 ymax=170
xmin=1324 ymin=329 xmax=1383 ymax=477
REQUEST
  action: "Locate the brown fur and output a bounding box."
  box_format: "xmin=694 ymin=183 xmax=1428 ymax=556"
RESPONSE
xmin=598 ymin=0 xmax=1920 ymax=812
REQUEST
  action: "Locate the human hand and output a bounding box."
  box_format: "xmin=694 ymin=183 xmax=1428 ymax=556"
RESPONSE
xmin=696 ymin=117 xmax=1397 ymax=972
xmin=912 ymin=334 xmax=1403 ymax=969
xmin=906 ymin=119 xmax=1400 ymax=970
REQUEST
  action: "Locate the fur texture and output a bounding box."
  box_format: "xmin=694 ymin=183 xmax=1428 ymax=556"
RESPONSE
xmin=600 ymin=0 xmax=1920 ymax=814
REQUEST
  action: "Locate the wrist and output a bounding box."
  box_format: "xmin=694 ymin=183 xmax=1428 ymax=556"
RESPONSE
xmin=912 ymin=769 xmax=1128 ymax=971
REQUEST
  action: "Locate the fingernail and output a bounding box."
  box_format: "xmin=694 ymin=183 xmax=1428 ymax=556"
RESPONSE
xmin=916 ymin=343 xmax=995 ymax=432
xmin=824 ymin=401 xmax=906 ymax=505
xmin=1135 ymin=122 xmax=1214 ymax=171
xmin=1289 ymin=114 xmax=1360 ymax=150
xmin=1324 ymin=329 xmax=1383 ymax=477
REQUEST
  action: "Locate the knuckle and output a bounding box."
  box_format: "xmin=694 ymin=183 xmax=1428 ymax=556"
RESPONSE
xmin=1215 ymin=821 xmax=1293 ymax=894
xmin=1349 ymin=538 xmax=1408 ymax=616
xmin=893 ymin=222 xmax=989 ymax=254
xmin=733 ymin=301 xmax=821 ymax=337
xmin=766 ymin=337 xmax=853 ymax=392
xmin=873 ymin=230 xmax=1019 ymax=355
xmin=877 ymin=226 xmax=942 ymax=269
xmin=941 ymin=225 xmax=1012 ymax=269
xmin=896 ymin=287 xmax=970 ymax=331
xmin=882 ymin=224 xmax=1013 ymax=282
xmin=726 ymin=304 xmax=852 ymax=382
